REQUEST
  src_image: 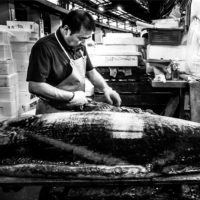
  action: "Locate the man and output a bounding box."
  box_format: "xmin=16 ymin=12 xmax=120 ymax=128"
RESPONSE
xmin=27 ymin=9 xmax=121 ymax=114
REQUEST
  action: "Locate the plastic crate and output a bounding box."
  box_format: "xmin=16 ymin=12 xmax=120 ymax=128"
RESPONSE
xmin=11 ymin=41 xmax=34 ymax=53
xmin=0 ymin=73 xmax=18 ymax=87
xmin=147 ymin=28 xmax=184 ymax=45
xmin=0 ymin=86 xmax=18 ymax=101
xmin=15 ymin=59 xmax=29 ymax=72
xmin=7 ymin=21 xmax=39 ymax=33
xmin=0 ymin=59 xmax=16 ymax=75
xmin=0 ymin=100 xmax=18 ymax=120
xmin=0 ymin=31 xmax=11 ymax=45
xmin=19 ymin=91 xmax=36 ymax=105
xmin=0 ymin=44 xmax=12 ymax=60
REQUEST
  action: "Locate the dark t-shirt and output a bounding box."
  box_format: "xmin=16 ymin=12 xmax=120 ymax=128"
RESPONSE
xmin=26 ymin=28 xmax=94 ymax=86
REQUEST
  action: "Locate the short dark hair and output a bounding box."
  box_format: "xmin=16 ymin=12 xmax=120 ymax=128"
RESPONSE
xmin=62 ymin=10 xmax=95 ymax=33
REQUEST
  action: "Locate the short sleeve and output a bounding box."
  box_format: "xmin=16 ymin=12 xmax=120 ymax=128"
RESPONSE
xmin=26 ymin=43 xmax=51 ymax=82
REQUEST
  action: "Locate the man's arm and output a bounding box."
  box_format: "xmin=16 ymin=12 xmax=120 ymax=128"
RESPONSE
xmin=29 ymin=82 xmax=74 ymax=101
xmin=29 ymin=82 xmax=88 ymax=106
xmin=86 ymin=69 xmax=121 ymax=106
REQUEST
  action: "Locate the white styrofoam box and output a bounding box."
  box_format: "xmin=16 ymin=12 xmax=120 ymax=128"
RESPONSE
xmin=7 ymin=21 xmax=39 ymax=33
xmin=93 ymin=45 xmax=139 ymax=55
xmin=0 ymin=59 xmax=16 ymax=75
xmin=0 ymin=73 xmax=18 ymax=87
xmin=0 ymin=101 xmax=18 ymax=119
xmin=86 ymin=46 xmax=96 ymax=57
xmin=13 ymin=51 xmax=31 ymax=61
xmin=19 ymin=91 xmax=36 ymax=105
xmin=186 ymin=60 xmax=200 ymax=76
xmin=18 ymin=71 xmax=29 ymax=91
xmin=0 ymin=86 xmax=18 ymax=101
xmin=147 ymin=45 xmax=186 ymax=60
xmin=152 ymin=18 xmax=180 ymax=28
xmin=95 ymin=29 xmax=103 ymax=44
xmin=92 ymin=55 xmax=138 ymax=67
xmin=18 ymin=71 xmax=27 ymax=81
xmin=19 ymin=81 xmax=29 ymax=92
xmin=0 ymin=25 xmax=8 ymax=32
xmin=176 ymin=60 xmax=187 ymax=72
xmin=103 ymin=33 xmax=145 ymax=45
xmin=16 ymin=59 xmax=29 ymax=72
xmin=0 ymin=44 xmax=12 ymax=61
xmin=0 ymin=31 xmax=12 ymax=45
xmin=11 ymin=41 xmax=35 ymax=53
xmin=85 ymin=78 xmax=94 ymax=96
xmin=9 ymin=30 xmax=39 ymax=42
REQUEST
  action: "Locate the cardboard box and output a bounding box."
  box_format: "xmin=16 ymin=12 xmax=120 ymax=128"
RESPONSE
xmin=92 ymin=55 xmax=138 ymax=67
xmin=0 ymin=73 xmax=18 ymax=87
xmin=0 ymin=59 xmax=16 ymax=75
xmin=0 ymin=44 xmax=13 ymax=61
xmin=7 ymin=21 xmax=39 ymax=33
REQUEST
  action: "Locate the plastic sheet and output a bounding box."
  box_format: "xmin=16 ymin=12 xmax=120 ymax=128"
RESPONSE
xmin=186 ymin=0 xmax=200 ymax=76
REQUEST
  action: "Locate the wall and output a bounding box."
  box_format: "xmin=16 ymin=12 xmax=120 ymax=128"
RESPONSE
xmin=0 ymin=1 xmax=15 ymax=25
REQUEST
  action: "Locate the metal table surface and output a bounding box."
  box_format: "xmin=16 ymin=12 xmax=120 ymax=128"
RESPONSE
xmin=1 ymin=174 xmax=200 ymax=186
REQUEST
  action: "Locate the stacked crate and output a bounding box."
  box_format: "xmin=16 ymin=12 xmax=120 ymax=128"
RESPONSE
xmin=90 ymin=33 xmax=156 ymax=108
xmin=0 ymin=29 xmax=19 ymax=121
xmin=88 ymin=34 xmax=144 ymax=84
xmin=8 ymin=21 xmax=39 ymax=114
xmin=146 ymin=28 xmax=186 ymax=74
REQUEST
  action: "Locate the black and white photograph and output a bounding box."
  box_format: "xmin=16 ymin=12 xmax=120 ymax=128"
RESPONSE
xmin=1 ymin=0 xmax=200 ymax=199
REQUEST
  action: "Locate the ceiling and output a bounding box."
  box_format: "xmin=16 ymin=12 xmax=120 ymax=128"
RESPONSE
xmin=70 ymin=0 xmax=190 ymax=22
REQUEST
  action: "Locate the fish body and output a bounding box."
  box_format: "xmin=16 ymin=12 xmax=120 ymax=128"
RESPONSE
xmin=1 ymin=111 xmax=200 ymax=169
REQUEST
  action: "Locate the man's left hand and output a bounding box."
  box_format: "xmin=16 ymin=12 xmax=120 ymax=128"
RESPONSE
xmin=103 ymin=87 xmax=122 ymax=107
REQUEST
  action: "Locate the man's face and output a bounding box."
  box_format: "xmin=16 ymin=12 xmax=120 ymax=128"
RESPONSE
xmin=61 ymin=25 xmax=93 ymax=47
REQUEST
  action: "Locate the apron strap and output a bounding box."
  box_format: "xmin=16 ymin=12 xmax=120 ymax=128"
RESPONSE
xmin=55 ymin=31 xmax=72 ymax=62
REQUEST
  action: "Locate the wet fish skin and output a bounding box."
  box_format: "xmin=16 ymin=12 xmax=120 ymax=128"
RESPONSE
xmin=2 ymin=111 xmax=200 ymax=168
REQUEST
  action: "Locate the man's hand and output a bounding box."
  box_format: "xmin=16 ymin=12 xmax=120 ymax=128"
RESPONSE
xmin=103 ymin=87 xmax=122 ymax=107
xmin=69 ymin=91 xmax=88 ymax=106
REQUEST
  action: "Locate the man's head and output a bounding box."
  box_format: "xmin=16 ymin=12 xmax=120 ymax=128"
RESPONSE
xmin=61 ymin=10 xmax=95 ymax=47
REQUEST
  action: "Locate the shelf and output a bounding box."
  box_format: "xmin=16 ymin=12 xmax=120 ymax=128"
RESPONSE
xmin=151 ymin=80 xmax=188 ymax=88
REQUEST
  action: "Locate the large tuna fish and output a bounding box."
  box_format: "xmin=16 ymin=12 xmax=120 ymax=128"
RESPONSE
xmin=1 ymin=109 xmax=200 ymax=174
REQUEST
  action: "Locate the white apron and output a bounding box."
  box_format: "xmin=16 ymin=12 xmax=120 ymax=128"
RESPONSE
xmin=36 ymin=32 xmax=87 ymax=114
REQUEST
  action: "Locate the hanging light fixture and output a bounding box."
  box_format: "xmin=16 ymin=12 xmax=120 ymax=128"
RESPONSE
xmin=117 ymin=6 xmax=123 ymax=11
xmin=98 ymin=6 xmax=104 ymax=12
